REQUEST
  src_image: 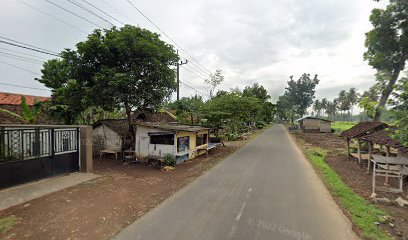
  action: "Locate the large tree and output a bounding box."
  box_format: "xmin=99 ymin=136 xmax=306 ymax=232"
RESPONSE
xmin=242 ymin=83 xmax=270 ymax=101
xmin=37 ymin=25 xmax=179 ymax=126
xmin=391 ymin=76 xmax=408 ymax=146
xmin=364 ymin=0 xmax=408 ymax=121
xmin=284 ymin=73 xmax=320 ymax=118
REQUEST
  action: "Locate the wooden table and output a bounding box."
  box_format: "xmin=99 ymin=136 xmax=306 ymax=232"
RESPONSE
xmin=371 ymin=155 xmax=408 ymax=193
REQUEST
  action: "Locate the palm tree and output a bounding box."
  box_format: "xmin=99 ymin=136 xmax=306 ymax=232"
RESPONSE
xmin=347 ymin=88 xmax=359 ymax=120
xmin=321 ymin=98 xmax=328 ymax=117
xmin=313 ymin=99 xmax=321 ymax=116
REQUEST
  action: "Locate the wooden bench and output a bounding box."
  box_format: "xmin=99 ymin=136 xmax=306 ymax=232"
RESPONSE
xmin=100 ymin=149 xmax=121 ymax=160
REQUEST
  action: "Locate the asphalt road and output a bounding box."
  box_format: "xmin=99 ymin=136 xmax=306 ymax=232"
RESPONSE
xmin=114 ymin=124 xmax=359 ymax=240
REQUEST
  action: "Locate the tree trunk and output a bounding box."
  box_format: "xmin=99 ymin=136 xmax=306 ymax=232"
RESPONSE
xmin=373 ymin=70 xmax=401 ymax=121
xmin=124 ymin=102 xmax=135 ymax=147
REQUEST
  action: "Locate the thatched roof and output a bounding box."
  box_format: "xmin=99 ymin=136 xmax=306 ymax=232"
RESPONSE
xmin=340 ymin=121 xmax=387 ymax=139
xmin=93 ymin=119 xmax=130 ymax=137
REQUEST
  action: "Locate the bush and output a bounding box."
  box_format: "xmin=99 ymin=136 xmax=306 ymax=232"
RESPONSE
xmin=225 ymin=132 xmax=239 ymax=141
xmin=163 ymin=154 xmax=175 ymax=166
xmin=256 ymin=121 xmax=267 ymax=129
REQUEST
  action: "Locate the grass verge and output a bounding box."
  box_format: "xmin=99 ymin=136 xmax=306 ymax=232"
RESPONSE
xmin=303 ymin=147 xmax=392 ymax=240
xmin=332 ymin=121 xmax=357 ymax=132
xmin=0 ymin=216 xmax=17 ymax=234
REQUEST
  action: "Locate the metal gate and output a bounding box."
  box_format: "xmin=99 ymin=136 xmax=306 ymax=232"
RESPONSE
xmin=0 ymin=127 xmax=80 ymax=189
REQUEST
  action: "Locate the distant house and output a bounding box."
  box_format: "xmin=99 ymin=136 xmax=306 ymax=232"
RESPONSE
xmin=0 ymin=92 xmax=50 ymax=124
xmin=92 ymin=110 xmax=178 ymax=156
xmin=134 ymin=122 xmax=211 ymax=164
xmin=296 ymin=116 xmax=332 ymax=133
xmin=92 ymin=119 xmax=131 ymax=155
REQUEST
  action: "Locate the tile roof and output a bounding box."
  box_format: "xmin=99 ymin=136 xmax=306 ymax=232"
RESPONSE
xmin=135 ymin=122 xmax=211 ymax=132
xmin=0 ymin=92 xmax=50 ymax=106
xmin=340 ymin=121 xmax=387 ymax=139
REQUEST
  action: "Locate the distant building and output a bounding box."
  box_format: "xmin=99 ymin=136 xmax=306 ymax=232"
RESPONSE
xmin=296 ymin=116 xmax=332 ymax=133
xmin=0 ymin=92 xmax=50 ymax=124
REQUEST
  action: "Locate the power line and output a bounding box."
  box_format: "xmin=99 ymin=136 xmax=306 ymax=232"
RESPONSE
xmin=0 ymin=39 xmax=59 ymax=57
xmin=0 ymin=47 xmax=48 ymax=61
xmin=18 ymin=0 xmax=88 ymax=34
xmin=0 ymin=51 xmax=44 ymax=65
xmin=179 ymin=81 xmax=209 ymax=97
xmin=79 ymin=0 xmax=126 ymax=25
xmin=66 ymin=0 xmax=114 ymax=27
xmin=45 ymin=0 xmax=103 ymax=28
xmin=182 ymin=66 xmax=207 ymax=81
xmin=0 ymin=36 xmax=59 ymax=55
xmin=100 ymin=0 xmax=134 ymax=23
xmin=0 ymin=82 xmax=50 ymax=91
xmin=125 ymin=0 xmax=212 ymax=76
xmin=0 ymin=59 xmax=40 ymax=75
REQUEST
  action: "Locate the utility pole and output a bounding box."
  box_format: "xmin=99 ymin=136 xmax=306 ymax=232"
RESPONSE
xmin=176 ymin=50 xmax=188 ymax=100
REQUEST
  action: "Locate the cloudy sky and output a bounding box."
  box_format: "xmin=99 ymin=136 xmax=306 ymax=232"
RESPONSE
xmin=0 ymin=0 xmax=387 ymax=102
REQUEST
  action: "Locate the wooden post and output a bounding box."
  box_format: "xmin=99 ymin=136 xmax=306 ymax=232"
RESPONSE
xmin=357 ymin=139 xmax=362 ymax=165
xmin=346 ymin=138 xmax=350 ymax=160
xmin=385 ymin=146 xmax=390 ymax=185
xmin=367 ymin=142 xmax=372 ymax=173
xmin=372 ymin=161 xmax=377 ymax=194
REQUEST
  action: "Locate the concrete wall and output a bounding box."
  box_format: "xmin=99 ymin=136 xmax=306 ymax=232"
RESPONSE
xmin=135 ymin=125 xmax=176 ymax=159
xmin=176 ymin=129 xmax=209 ymax=159
xmin=302 ymin=119 xmax=331 ymax=133
xmin=134 ymin=126 xmax=210 ymax=161
xmin=320 ymin=121 xmax=332 ymax=133
xmin=92 ymin=125 xmax=122 ymax=153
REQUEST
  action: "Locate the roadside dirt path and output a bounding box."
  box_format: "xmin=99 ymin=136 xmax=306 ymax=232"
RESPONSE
xmin=0 ymin=136 xmax=255 ymax=240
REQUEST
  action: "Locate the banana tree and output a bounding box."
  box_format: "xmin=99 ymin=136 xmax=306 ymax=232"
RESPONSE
xmin=0 ymin=96 xmax=42 ymax=124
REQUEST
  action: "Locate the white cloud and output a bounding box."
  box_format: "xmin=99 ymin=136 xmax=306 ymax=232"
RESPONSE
xmin=0 ymin=0 xmax=386 ymax=101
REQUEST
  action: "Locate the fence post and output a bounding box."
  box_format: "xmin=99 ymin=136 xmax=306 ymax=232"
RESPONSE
xmin=80 ymin=126 xmax=93 ymax=172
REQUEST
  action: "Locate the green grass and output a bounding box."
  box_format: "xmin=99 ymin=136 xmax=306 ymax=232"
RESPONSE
xmin=332 ymin=121 xmax=357 ymax=132
xmin=304 ymin=147 xmax=392 ymax=240
xmin=0 ymin=216 xmax=17 ymax=234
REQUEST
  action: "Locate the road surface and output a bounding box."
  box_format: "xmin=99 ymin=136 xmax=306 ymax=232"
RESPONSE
xmin=114 ymin=124 xmax=358 ymax=240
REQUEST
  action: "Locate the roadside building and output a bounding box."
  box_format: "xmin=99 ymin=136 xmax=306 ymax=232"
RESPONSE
xmin=134 ymin=122 xmax=211 ymax=164
xmin=92 ymin=119 xmax=131 ymax=156
xmin=296 ymin=116 xmax=332 ymax=133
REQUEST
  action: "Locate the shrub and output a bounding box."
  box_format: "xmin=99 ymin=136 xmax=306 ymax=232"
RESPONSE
xmin=256 ymin=121 xmax=267 ymax=129
xmin=163 ymin=154 xmax=175 ymax=166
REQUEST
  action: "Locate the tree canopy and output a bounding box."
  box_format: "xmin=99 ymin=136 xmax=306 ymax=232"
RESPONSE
xmin=364 ymin=0 xmax=408 ymax=120
xmin=37 ymin=25 xmax=179 ymax=125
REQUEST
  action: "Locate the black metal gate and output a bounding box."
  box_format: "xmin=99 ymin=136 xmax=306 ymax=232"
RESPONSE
xmin=0 ymin=127 xmax=80 ymax=189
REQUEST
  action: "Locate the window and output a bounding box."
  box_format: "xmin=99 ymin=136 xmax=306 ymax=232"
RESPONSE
xmin=177 ymin=136 xmax=190 ymax=152
xmin=150 ymin=134 xmax=174 ymax=145
xmin=196 ymin=134 xmax=208 ymax=146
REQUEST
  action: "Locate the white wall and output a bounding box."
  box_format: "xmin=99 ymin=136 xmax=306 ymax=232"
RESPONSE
xmin=135 ymin=125 xmax=176 ymax=159
xmin=92 ymin=125 xmax=122 ymax=152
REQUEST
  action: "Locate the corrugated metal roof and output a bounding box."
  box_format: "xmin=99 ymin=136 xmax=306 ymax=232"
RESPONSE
xmin=135 ymin=122 xmax=211 ymax=132
xmin=296 ymin=116 xmax=332 ymax=122
xmin=340 ymin=121 xmax=387 ymax=139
